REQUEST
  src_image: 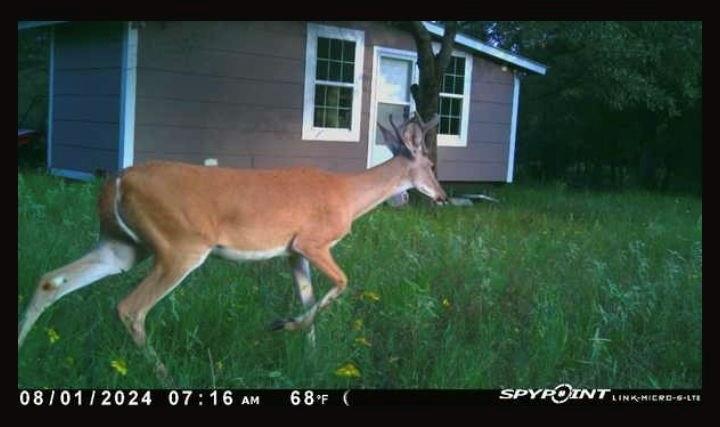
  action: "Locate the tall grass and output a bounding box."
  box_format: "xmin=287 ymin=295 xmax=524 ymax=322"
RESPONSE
xmin=18 ymin=172 xmax=702 ymax=389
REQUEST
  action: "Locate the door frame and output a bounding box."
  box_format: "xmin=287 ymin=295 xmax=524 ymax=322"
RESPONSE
xmin=366 ymin=46 xmax=419 ymax=169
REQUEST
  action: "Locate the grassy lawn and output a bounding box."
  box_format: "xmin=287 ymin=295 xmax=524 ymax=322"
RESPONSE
xmin=17 ymin=171 xmax=702 ymax=389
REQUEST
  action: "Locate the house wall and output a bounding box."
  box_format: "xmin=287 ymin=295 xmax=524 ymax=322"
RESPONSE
xmin=51 ymin=22 xmax=124 ymax=174
xmin=439 ymin=59 xmax=514 ymax=181
xmin=133 ymin=21 xmax=514 ymax=181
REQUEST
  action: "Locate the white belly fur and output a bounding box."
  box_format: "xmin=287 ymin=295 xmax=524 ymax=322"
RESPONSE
xmin=211 ymin=245 xmax=289 ymax=262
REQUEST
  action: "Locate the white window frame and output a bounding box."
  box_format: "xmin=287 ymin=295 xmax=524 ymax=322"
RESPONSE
xmin=367 ymin=46 xmax=419 ymax=168
xmin=433 ymin=43 xmax=473 ymax=147
xmin=302 ymin=23 xmax=365 ymax=142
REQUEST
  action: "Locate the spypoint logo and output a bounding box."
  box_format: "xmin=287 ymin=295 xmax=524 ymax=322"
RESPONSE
xmin=499 ymin=384 xmax=611 ymax=404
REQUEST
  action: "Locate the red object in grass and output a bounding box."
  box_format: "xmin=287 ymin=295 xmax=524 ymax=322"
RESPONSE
xmin=18 ymin=129 xmax=39 ymax=146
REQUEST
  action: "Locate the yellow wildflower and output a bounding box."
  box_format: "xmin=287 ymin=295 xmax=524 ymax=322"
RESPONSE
xmin=110 ymin=359 xmax=128 ymax=376
xmin=352 ymin=318 xmax=364 ymax=331
xmin=442 ymin=298 xmax=451 ymax=309
xmin=361 ymin=291 xmax=381 ymax=302
xmin=334 ymin=362 xmax=361 ymax=379
xmin=354 ymin=336 xmax=372 ymax=347
xmin=47 ymin=328 xmax=60 ymax=344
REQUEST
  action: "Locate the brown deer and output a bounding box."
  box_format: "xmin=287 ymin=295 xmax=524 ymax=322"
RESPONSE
xmin=18 ymin=113 xmax=446 ymax=375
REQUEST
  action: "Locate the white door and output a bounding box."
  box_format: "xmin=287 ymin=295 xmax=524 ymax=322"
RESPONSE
xmin=367 ymin=48 xmax=418 ymax=168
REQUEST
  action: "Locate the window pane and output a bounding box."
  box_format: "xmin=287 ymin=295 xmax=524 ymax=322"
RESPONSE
xmin=454 ymin=75 xmax=464 ymax=95
xmin=316 ymin=37 xmax=355 ymax=83
xmin=379 ymin=57 xmax=412 ymax=103
xmin=342 ymin=63 xmax=354 ymax=83
xmin=312 ymin=35 xmax=358 ymax=129
xmin=330 ymin=39 xmax=342 ymax=60
xmin=343 ymin=40 xmax=355 ymax=62
xmin=455 ymin=57 xmax=466 ymax=75
xmin=442 ymin=56 xmax=466 ymax=95
xmin=443 ymin=75 xmax=455 ymax=94
xmin=326 ymin=86 xmax=340 ymax=107
xmin=316 ymin=59 xmax=329 ymax=80
xmin=438 ymin=57 xmax=466 ymax=135
xmin=315 ymin=85 xmax=326 ymax=107
xmin=451 ymin=98 xmax=462 ymax=118
xmin=314 ymin=107 xmax=326 ymax=127
xmin=314 ymin=84 xmax=353 ymax=129
xmin=338 ymin=87 xmax=352 ymax=108
xmin=315 ymin=85 xmax=352 ymax=108
xmin=317 ymin=37 xmax=330 ymax=59
xmin=450 ymin=117 xmax=460 ymax=135
xmin=438 ymin=96 xmax=462 ymax=136
xmin=439 ymin=97 xmax=449 ymax=116
xmin=440 ymin=117 xmax=450 ymax=134
xmin=329 ymin=61 xmax=341 ymax=82
xmin=318 ymin=37 xmax=356 ymax=83
xmin=326 ymin=108 xmax=339 ymax=128
xmin=338 ymin=108 xmax=352 ymax=129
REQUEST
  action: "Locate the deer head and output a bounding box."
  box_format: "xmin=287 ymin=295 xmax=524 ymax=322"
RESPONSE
xmin=377 ymin=112 xmax=448 ymax=204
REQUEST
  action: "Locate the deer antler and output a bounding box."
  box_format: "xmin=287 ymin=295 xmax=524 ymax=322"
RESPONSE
xmin=414 ymin=111 xmax=426 ymax=127
xmin=388 ymin=114 xmax=405 ymax=141
xmin=414 ymin=112 xmax=439 ymax=134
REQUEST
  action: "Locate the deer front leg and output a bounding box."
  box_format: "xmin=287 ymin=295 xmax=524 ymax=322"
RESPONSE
xmin=289 ymin=254 xmax=317 ymax=346
xmin=271 ymin=243 xmax=347 ymax=332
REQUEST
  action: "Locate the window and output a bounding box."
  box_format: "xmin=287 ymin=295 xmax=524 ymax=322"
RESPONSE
xmin=437 ymin=51 xmax=472 ymax=147
xmin=302 ymin=24 xmax=365 ymax=142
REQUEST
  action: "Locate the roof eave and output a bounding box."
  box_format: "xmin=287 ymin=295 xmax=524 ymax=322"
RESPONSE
xmin=18 ymin=21 xmax=68 ymax=31
xmin=17 ymin=20 xmax=549 ymax=76
xmin=422 ymin=21 xmax=547 ymax=76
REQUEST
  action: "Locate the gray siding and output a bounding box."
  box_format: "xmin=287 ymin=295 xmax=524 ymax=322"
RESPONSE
xmin=438 ymin=57 xmax=514 ymax=181
xmin=134 ymin=21 xmax=514 ymax=181
xmin=51 ymin=22 xmax=124 ymax=174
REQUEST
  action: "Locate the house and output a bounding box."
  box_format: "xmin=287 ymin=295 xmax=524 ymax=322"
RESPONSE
xmin=17 ymin=21 xmax=547 ymax=182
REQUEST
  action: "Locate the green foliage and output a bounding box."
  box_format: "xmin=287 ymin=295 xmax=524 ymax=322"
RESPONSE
xmin=466 ymin=21 xmax=702 ymax=192
xmin=18 ymin=27 xmax=50 ymax=130
xmin=18 ymin=27 xmax=51 ymax=169
xmin=18 ymin=172 xmax=702 ymax=388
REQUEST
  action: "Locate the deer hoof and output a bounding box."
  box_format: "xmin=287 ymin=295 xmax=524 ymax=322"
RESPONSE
xmin=269 ymin=318 xmax=293 ymax=331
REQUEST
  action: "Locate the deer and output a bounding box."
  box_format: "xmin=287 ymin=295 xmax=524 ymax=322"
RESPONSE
xmin=18 ymin=113 xmax=447 ymax=379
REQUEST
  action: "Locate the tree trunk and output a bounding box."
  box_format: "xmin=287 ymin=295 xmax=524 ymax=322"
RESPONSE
xmin=408 ymin=21 xmax=458 ymax=172
xmin=412 ymin=81 xmax=441 ymax=167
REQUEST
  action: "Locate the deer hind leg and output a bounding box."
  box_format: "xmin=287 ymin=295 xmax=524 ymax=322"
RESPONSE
xmin=18 ymin=239 xmax=142 ymax=349
xmin=271 ymin=243 xmax=347 ymax=332
xmin=289 ymin=254 xmax=317 ymax=346
xmin=117 ymin=248 xmax=210 ymax=347
xmin=116 ymin=247 xmax=209 ymax=383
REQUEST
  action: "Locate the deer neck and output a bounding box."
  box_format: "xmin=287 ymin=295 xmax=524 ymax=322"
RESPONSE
xmin=346 ymin=156 xmax=412 ymax=220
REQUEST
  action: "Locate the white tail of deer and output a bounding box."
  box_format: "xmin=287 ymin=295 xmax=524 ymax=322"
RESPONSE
xmin=18 ymin=113 xmax=446 ymax=376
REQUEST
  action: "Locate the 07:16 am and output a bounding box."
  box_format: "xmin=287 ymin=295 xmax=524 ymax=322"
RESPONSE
xmin=167 ymin=390 xmax=260 ymax=406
